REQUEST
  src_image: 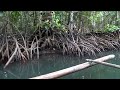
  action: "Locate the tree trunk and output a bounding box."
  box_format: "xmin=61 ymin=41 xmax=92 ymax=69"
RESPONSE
xmin=68 ymin=11 xmax=75 ymax=42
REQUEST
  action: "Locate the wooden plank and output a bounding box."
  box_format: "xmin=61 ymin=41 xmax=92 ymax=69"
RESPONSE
xmin=86 ymin=59 xmax=120 ymax=69
xmin=29 ymin=54 xmax=115 ymax=79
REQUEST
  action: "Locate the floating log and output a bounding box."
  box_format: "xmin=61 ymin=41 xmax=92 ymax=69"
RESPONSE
xmin=29 ymin=54 xmax=115 ymax=79
xmin=86 ymin=59 xmax=120 ymax=69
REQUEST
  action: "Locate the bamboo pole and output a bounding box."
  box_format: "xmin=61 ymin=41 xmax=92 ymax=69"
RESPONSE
xmin=29 ymin=54 xmax=115 ymax=79
xmin=86 ymin=59 xmax=120 ymax=69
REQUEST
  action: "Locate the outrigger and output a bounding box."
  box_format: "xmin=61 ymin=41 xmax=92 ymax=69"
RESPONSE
xmin=30 ymin=54 xmax=117 ymax=79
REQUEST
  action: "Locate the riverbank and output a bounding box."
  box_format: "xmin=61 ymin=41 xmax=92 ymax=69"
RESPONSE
xmin=0 ymin=28 xmax=120 ymax=67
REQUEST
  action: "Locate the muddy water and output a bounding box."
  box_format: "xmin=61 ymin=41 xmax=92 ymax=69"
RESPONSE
xmin=0 ymin=50 xmax=120 ymax=79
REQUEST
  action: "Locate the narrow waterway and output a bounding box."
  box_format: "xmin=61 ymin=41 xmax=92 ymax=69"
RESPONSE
xmin=0 ymin=50 xmax=120 ymax=79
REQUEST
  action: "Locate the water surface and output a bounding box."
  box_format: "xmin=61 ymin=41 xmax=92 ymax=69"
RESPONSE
xmin=0 ymin=51 xmax=120 ymax=79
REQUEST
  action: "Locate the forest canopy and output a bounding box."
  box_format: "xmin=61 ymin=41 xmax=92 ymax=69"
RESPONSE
xmin=0 ymin=11 xmax=120 ymax=33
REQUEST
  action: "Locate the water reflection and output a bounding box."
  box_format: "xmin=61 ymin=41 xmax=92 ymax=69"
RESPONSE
xmin=0 ymin=51 xmax=120 ymax=79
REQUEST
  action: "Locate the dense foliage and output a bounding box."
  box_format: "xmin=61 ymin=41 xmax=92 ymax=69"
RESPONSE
xmin=0 ymin=11 xmax=120 ymax=33
xmin=0 ymin=11 xmax=120 ymax=68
